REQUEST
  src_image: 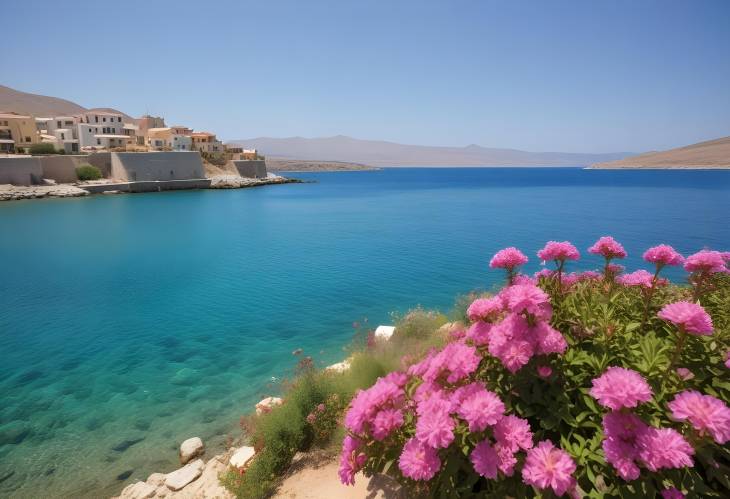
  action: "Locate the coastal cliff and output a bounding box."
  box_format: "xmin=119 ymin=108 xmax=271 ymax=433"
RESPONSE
xmin=591 ymin=136 xmax=730 ymax=169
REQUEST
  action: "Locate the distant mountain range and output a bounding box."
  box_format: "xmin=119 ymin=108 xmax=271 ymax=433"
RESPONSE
xmin=0 ymin=84 xmax=135 ymax=121
xmin=229 ymin=136 xmax=635 ymax=167
xmin=592 ymin=136 xmax=730 ymax=169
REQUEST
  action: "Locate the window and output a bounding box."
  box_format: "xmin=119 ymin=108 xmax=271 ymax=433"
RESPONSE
xmin=25 ymin=136 xmax=31 ymax=142
xmin=65 ymin=121 xmax=73 ymax=126
xmin=103 ymin=117 xmax=106 ymax=122
xmin=118 ymin=117 xmax=121 ymax=122
xmin=61 ymin=133 xmax=65 ymax=140
xmin=57 ymin=121 xmax=62 ymax=127
xmin=94 ymin=116 xmax=98 ymax=123
xmin=97 ymin=139 xmax=101 ymax=145
xmin=89 ymin=128 xmax=92 ymax=133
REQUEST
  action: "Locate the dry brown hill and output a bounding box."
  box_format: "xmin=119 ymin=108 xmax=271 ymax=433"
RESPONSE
xmin=0 ymin=84 xmax=134 ymax=121
xmin=592 ymin=136 xmax=730 ymax=169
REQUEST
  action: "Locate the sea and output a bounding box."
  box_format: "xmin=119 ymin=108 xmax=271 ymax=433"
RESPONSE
xmin=1 ymin=167 xmax=729 ymax=497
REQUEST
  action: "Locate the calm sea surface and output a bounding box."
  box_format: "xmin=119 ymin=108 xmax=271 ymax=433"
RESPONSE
xmin=1 ymin=167 xmax=729 ymax=497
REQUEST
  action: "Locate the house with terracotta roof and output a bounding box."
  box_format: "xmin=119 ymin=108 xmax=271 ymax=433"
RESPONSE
xmin=146 ymin=127 xmax=192 ymax=151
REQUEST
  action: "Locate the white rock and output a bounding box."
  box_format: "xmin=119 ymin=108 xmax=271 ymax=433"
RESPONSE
xmin=118 ymin=481 xmax=156 ymax=499
xmin=229 ymin=446 xmax=256 ymax=469
xmin=255 ymin=396 xmax=282 ymax=416
xmin=374 ymin=325 xmax=395 ymax=341
xmin=325 ymin=360 xmax=351 ymax=373
xmin=146 ymin=472 xmax=166 ymax=487
xmin=164 ymin=459 xmax=204 ymax=491
xmin=179 ymin=437 xmax=204 ymax=464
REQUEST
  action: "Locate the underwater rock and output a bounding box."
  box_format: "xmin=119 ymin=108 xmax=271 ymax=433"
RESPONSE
xmin=0 ymin=421 xmax=31 ymax=445
xmin=112 ymin=436 xmax=145 ymax=453
xmin=116 ymin=469 xmax=134 ymax=481
xmin=170 ymin=368 xmax=200 ymax=386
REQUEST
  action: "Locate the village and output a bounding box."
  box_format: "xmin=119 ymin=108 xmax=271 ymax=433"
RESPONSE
xmin=0 ymin=110 xmax=288 ymax=200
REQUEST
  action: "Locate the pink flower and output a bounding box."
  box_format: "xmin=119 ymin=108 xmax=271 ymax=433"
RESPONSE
xmin=616 ymin=269 xmax=656 ymax=288
xmin=522 ymin=440 xmax=577 ymax=496
xmin=537 ymin=241 xmax=580 ymax=263
xmin=589 ymin=236 xmax=627 ymax=260
xmin=467 ymin=297 xmax=503 ymax=323
xmin=418 ymin=342 xmax=481 ymax=384
xmin=684 ymin=250 xmax=727 ymax=274
xmin=534 ymin=321 xmax=568 ymax=355
xmin=415 ymin=398 xmax=455 ymax=448
xmin=371 ymin=408 xmax=404 ymax=441
xmin=499 ymin=283 xmax=552 ymax=320
xmin=675 ymin=367 xmax=694 ymax=381
xmin=590 ymin=367 xmax=653 ymax=410
xmin=537 ymin=365 xmax=553 ymax=378
xmin=470 ymin=439 xmax=499 ymax=479
xmin=661 ymin=488 xmax=685 ymax=499
xmin=513 ymin=273 xmax=537 ymax=286
xmin=494 ymin=442 xmax=518 ymax=476
xmin=578 ymin=270 xmax=602 ymax=281
xmin=496 ymin=339 xmax=534 ymax=373
xmin=466 ymin=321 xmax=492 ymax=346
xmin=455 ymin=383 xmax=505 ymax=432
xmin=344 ymin=375 xmax=405 ymax=435
xmin=643 ymin=245 xmax=684 ymax=268
xmin=494 ymin=415 xmax=533 ymax=452
xmin=658 ymin=301 xmax=713 ymax=335
xmin=725 ymin=350 xmax=730 ymax=369
xmin=601 ymin=412 xmax=648 ymax=481
xmin=306 ymin=413 xmax=316 ymax=424
xmin=338 ymin=435 xmax=367 ymax=485
xmin=636 ymin=427 xmax=694 ymax=471
xmin=317 ymin=403 xmax=326 ymax=412
xmin=490 ymin=247 xmax=528 ymax=270
xmin=668 ymin=390 xmax=730 ymax=444
xmin=606 ymin=263 xmax=625 ymax=275
xmin=398 ymin=437 xmax=441 ymax=481
xmin=534 ymin=268 xmax=555 ymax=280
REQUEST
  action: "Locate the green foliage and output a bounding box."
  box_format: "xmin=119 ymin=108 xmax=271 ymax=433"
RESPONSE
xmin=75 ymin=164 xmax=102 ymax=181
xmin=393 ymin=307 xmax=448 ymax=342
xmin=29 ymin=142 xmax=57 ymax=155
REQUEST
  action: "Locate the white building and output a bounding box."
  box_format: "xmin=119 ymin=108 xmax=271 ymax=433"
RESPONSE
xmin=36 ymin=116 xmax=81 ymax=153
xmin=146 ymin=127 xmax=193 ymax=151
xmin=77 ymin=111 xmax=131 ymax=150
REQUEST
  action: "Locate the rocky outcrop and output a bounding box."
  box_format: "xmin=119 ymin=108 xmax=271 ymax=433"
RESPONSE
xmin=179 ymin=437 xmax=204 ymax=464
xmin=208 ymin=175 xmax=298 ymax=189
xmin=255 ymin=397 xmax=283 ymax=416
xmin=165 ymin=459 xmax=204 ymax=491
xmin=229 ymin=446 xmax=255 ymax=470
xmin=0 ymin=184 xmax=89 ymax=201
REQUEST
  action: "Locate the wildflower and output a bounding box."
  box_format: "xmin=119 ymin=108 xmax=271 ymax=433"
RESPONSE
xmin=490 ymin=247 xmax=528 ymax=270
xmin=371 ymin=408 xmax=404 ymax=441
xmin=522 ymin=440 xmax=577 ymax=496
xmin=661 ymin=488 xmax=685 ymax=499
xmin=494 ymin=442 xmax=518 ymax=476
xmin=537 ymin=241 xmax=580 ymax=263
xmin=590 ymin=367 xmax=653 ymax=410
xmin=398 ymin=437 xmax=441 ymax=481
xmin=455 ymin=383 xmax=505 ymax=432
xmin=636 ymin=427 xmax=694 ymax=471
xmin=344 ymin=375 xmax=405 ymax=435
xmin=466 ymin=321 xmax=492 ymax=345
xmin=534 ymin=321 xmax=568 ymax=355
xmin=616 ymin=269 xmax=656 ymax=288
xmin=675 ymin=367 xmax=694 ymax=381
xmin=467 ymin=297 xmax=503 ymax=323
xmin=684 ymin=250 xmax=727 ymax=274
xmin=537 ymin=365 xmax=553 ymax=378
xmin=306 ymin=413 xmax=316 ymax=424
xmin=643 ymin=244 xmax=684 ymax=268
xmin=534 ymin=268 xmax=555 ymax=280
xmin=601 ymin=412 xmax=647 ymax=481
xmin=606 ymin=263 xmax=625 ymax=275
xmin=513 ymin=273 xmax=537 ymax=285
xmin=494 ymin=415 xmax=533 ymax=452
xmin=415 ymin=398 xmax=455 ymax=448
xmin=317 ymin=403 xmax=326 ymax=412
xmin=589 ymin=236 xmax=627 ymax=260
xmin=658 ymin=301 xmax=713 ymax=335
xmin=726 ymin=350 xmax=730 ymax=369
xmin=499 ymin=283 xmax=552 ymax=320
xmin=470 ymin=439 xmax=499 ymax=479
xmin=668 ymin=390 xmax=730 ymax=444
xmin=338 ymin=435 xmax=367 ymax=485
xmin=578 ymin=270 xmax=602 ymax=281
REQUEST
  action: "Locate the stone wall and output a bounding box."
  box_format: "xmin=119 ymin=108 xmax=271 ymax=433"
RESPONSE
xmin=0 ymin=157 xmax=43 ymax=186
xmin=231 ymin=160 xmax=267 ymax=179
xmin=82 ymin=179 xmax=211 ymax=193
xmin=111 ymin=152 xmax=206 ymax=182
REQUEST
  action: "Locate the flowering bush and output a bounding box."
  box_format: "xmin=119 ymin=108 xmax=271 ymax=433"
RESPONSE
xmin=339 ymin=238 xmax=730 ymax=497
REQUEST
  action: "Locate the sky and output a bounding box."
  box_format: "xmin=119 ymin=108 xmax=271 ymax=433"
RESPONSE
xmin=4 ymin=0 xmax=730 ymax=153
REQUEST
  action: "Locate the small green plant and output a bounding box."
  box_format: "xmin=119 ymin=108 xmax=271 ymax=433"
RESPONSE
xmin=29 ymin=143 xmax=57 ymax=155
xmin=393 ymin=307 xmax=448 ymax=342
xmin=75 ymin=164 xmax=102 ymax=181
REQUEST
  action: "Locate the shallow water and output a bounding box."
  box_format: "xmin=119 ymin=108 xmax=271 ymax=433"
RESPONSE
xmin=1 ymin=167 xmax=729 ymax=497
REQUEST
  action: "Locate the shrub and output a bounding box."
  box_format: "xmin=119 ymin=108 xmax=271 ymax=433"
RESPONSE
xmin=75 ymin=164 xmax=102 ymax=181
xmin=29 ymin=142 xmax=57 ymax=155
xmin=338 ymin=239 xmax=730 ymax=498
xmin=393 ymin=307 xmax=448 ymax=342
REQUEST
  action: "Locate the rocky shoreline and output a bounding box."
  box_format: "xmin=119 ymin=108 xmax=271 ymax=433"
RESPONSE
xmin=0 ymin=175 xmax=301 ymax=202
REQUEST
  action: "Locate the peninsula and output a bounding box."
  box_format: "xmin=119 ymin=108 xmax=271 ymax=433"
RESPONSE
xmin=591 ymin=136 xmax=730 ymax=169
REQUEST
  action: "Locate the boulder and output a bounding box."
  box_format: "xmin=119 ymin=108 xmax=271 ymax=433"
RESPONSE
xmin=374 ymin=325 xmax=395 ymax=341
xmin=255 ymin=396 xmax=282 ymax=416
xmin=325 ymin=360 xmax=351 ymax=373
xmin=118 ymin=481 xmax=156 ymax=499
xmin=229 ymin=446 xmax=256 ymax=469
xmin=164 ymin=459 xmax=204 ymax=491
xmin=179 ymin=437 xmax=204 ymax=464
xmin=146 ymin=472 xmax=166 ymax=487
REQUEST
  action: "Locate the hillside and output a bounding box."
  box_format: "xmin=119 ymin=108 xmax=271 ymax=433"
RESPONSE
xmin=0 ymin=84 xmax=134 ymax=121
xmin=229 ymin=135 xmax=633 ymax=167
xmin=592 ymin=136 xmax=730 ymax=169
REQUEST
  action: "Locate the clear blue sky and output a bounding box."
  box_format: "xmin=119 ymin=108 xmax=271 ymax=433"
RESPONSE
xmin=4 ymin=0 xmax=730 ymax=152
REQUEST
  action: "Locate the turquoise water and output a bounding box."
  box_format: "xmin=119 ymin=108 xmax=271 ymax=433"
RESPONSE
xmin=1 ymin=167 xmax=729 ymax=497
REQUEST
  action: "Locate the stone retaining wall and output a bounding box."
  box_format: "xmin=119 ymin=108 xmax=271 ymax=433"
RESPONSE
xmin=82 ymin=179 xmax=211 ymax=194
xmin=0 ymin=157 xmax=43 ymax=186
xmin=111 ymin=152 xmax=206 ymax=181
xmin=231 ymin=160 xmax=267 ymax=179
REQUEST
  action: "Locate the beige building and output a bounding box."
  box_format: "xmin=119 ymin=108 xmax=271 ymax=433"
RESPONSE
xmin=0 ymin=112 xmax=40 ymax=153
xmin=137 ymin=115 xmax=166 ymax=145
xmin=36 ymin=116 xmax=81 ymax=153
xmin=191 ymin=132 xmax=224 ymax=154
xmin=147 ymin=127 xmax=193 ymax=151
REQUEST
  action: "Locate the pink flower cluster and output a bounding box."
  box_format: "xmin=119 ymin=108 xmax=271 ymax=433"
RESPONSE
xmin=658 ymin=301 xmax=713 ymax=335
xmin=591 ymin=368 xmax=695 ymax=480
xmin=684 ymin=249 xmax=728 ymax=274
xmin=643 ymin=244 xmax=684 ymax=268
xmin=616 ymin=269 xmax=666 ymax=289
xmin=537 ymin=241 xmax=580 ymax=263
xmin=668 ymin=390 xmax=730 ymax=444
xmin=489 ymin=247 xmax=528 ymax=270
xmin=589 ymin=236 xmax=627 ymax=260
